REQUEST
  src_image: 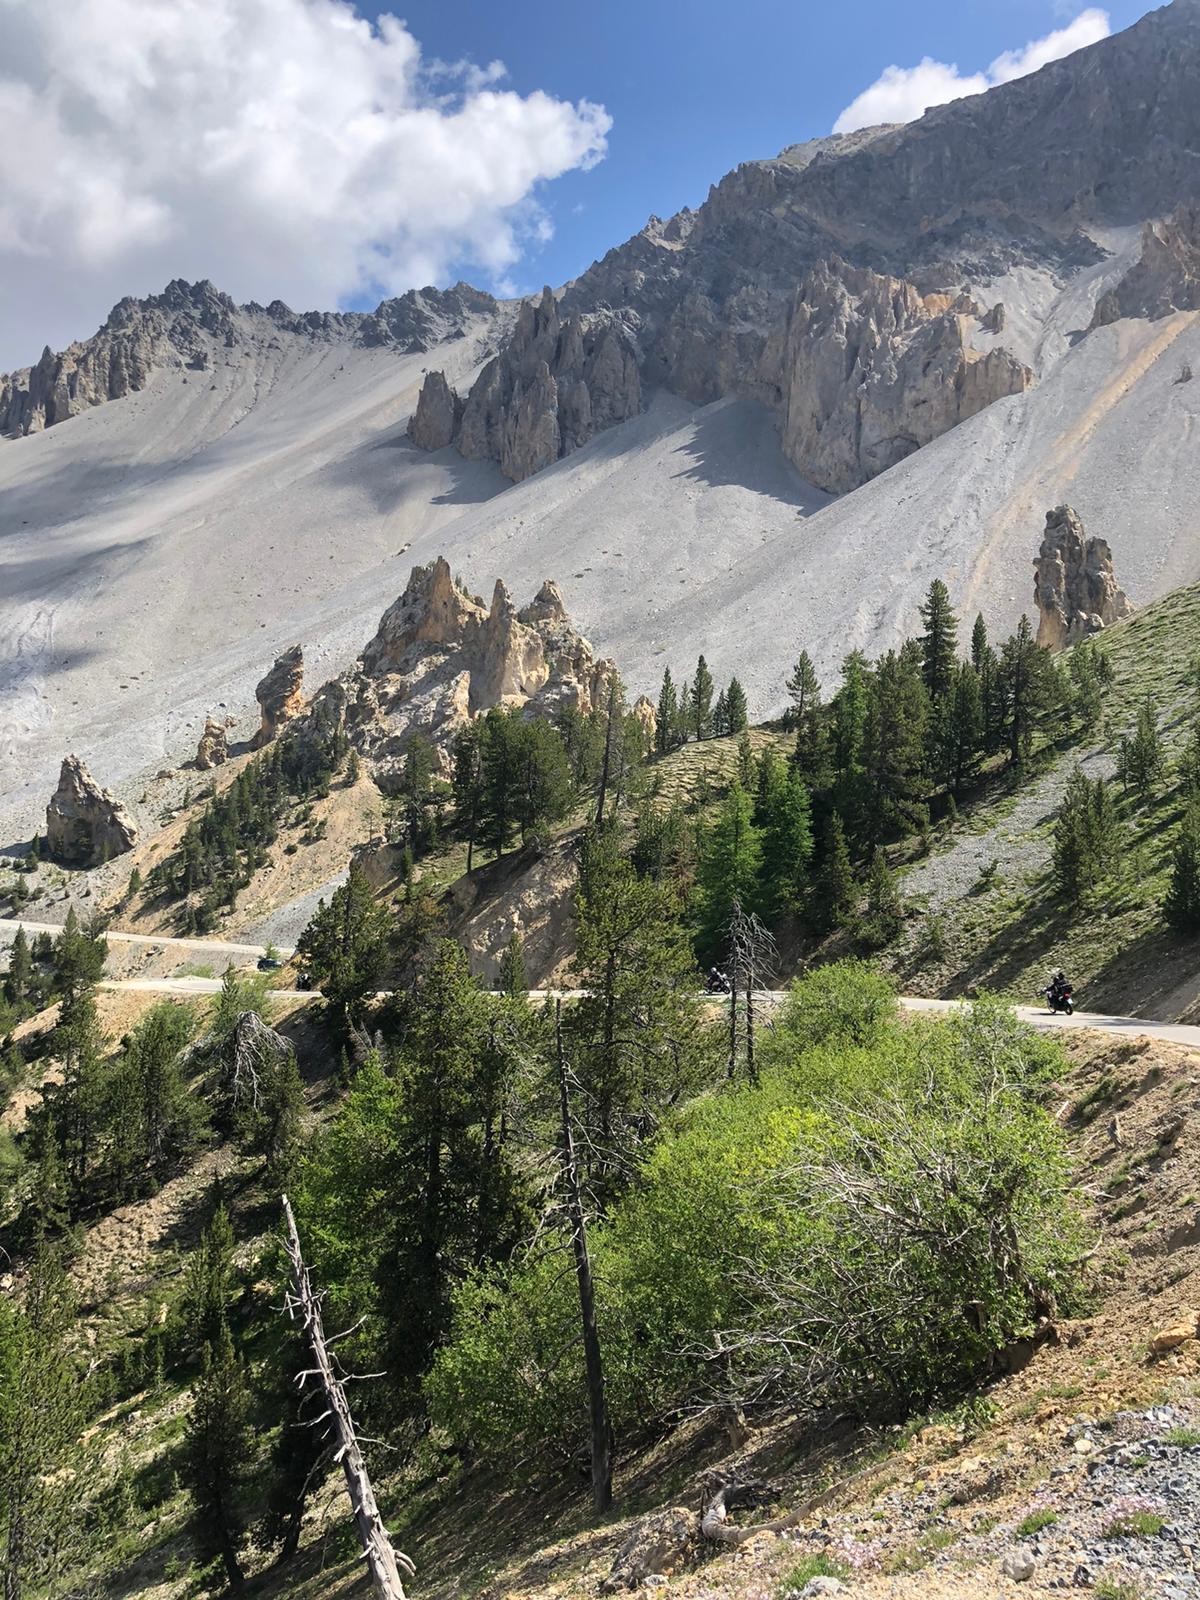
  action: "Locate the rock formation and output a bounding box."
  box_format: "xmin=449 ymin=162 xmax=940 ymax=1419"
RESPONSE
xmin=764 ymin=259 xmax=1033 ymax=494
xmin=45 ymin=755 xmax=138 ymax=868
xmin=411 ymin=287 xmax=642 ymax=482
xmin=1092 ymin=207 xmax=1200 ymax=328
xmin=2 ymin=280 xmax=497 ymax=440
xmin=407 ymin=371 xmax=463 ymax=450
xmin=1033 ymin=506 xmax=1133 ymax=651
xmin=632 ymin=695 xmax=658 ymax=747
xmin=251 ymin=645 xmax=305 ymax=749
xmin=324 ymin=557 xmax=613 ymax=787
xmin=195 ymin=716 xmax=230 ymax=770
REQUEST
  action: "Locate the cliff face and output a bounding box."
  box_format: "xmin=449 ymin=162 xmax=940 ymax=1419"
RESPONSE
xmin=409 ymin=288 xmax=642 ymax=483
xmin=765 ymin=260 xmax=1031 ymax=494
xmin=1092 ymin=206 xmax=1200 ymax=326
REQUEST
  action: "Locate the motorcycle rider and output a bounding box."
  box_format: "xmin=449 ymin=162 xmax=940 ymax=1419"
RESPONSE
xmin=1048 ymin=968 xmax=1072 ymax=1007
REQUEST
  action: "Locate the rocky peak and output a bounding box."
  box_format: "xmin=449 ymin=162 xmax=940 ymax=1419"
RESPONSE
xmin=1033 ymin=506 xmax=1133 ymax=651
xmin=251 ymin=645 xmax=305 ymax=749
xmin=407 ymin=370 xmax=463 ymax=451
xmin=45 ymin=754 xmax=138 ymax=868
xmin=330 ymin=557 xmax=614 ymax=787
xmin=409 ymin=286 xmax=642 ymax=483
xmin=195 ymin=716 xmax=230 ymax=771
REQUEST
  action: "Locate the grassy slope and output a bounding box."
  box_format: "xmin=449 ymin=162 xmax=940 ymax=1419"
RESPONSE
xmin=889 ymin=584 xmax=1200 ymax=1019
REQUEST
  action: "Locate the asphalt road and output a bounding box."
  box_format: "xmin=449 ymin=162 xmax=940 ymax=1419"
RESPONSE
xmin=0 ymin=918 xmax=292 ymax=959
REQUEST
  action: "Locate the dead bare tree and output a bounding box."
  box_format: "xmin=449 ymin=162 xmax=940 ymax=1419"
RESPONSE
xmin=555 ymin=1000 xmax=614 ymax=1513
xmin=280 ymin=1195 xmax=414 ymax=1600
xmin=727 ymin=902 xmax=778 ymax=1083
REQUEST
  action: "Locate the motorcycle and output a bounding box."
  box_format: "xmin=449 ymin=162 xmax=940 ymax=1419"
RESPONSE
xmin=1044 ymin=981 xmax=1075 ymax=1016
xmin=705 ymin=969 xmax=731 ymax=995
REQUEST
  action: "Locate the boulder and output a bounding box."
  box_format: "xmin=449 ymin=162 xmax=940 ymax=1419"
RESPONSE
xmin=601 ymin=1507 xmax=698 ymax=1592
xmin=45 ymin=754 xmax=138 ymax=868
xmin=195 ymin=716 xmax=230 ymax=770
xmin=1033 ymin=506 xmax=1133 ymax=651
xmin=1149 ymin=1309 xmax=1199 ymax=1354
xmin=251 ymin=645 xmax=305 ymax=749
xmin=407 ymin=369 xmax=462 ymax=450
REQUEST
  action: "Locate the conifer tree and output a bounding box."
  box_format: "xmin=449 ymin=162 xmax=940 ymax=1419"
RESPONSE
xmin=758 ymin=763 xmax=814 ymax=921
xmin=1053 ymin=768 xmax=1123 ymax=907
xmin=451 ymin=723 xmax=485 ymax=872
xmin=296 ymin=862 xmax=391 ymax=1021
xmin=0 ymin=1245 xmax=89 ymax=1600
xmin=814 ymin=811 xmax=856 ymax=932
xmin=183 ymin=1319 xmax=249 ymax=1591
xmin=183 ymin=1201 xmax=237 ymax=1359
xmin=1068 ymin=641 xmax=1104 ymax=733
xmin=691 ymin=656 xmax=714 ymax=740
xmin=3 ymin=926 xmax=32 ymax=1010
xmin=944 ymin=660 xmax=984 ymax=796
xmin=970 ymin=612 xmax=989 ymax=672
xmin=999 ymin=615 xmax=1052 ymax=766
xmin=786 ymin=650 xmax=821 ymax=727
xmin=858 ymin=847 xmax=904 ymax=947
xmin=498 ymin=930 xmax=527 ymax=997
xmin=124 ymin=1000 xmax=199 ymax=1177
xmin=1164 ymin=798 xmax=1200 ymax=935
xmin=697 ymin=784 xmax=761 ymax=956
xmin=655 ymin=668 xmax=678 ymax=756
xmin=725 ymin=677 xmax=749 ymax=733
xmin=1178 ymin=717 xmax=1200 ymax=799
xmin=918 ymin=578 xmax=958 ymax=701
xmin=862 ymin=645 xmax=929 ymax=844
xmin=674 ymin=677 xmax=694 ymax=747
xmin=1122 ymin=696 xmax=1165 ymax=804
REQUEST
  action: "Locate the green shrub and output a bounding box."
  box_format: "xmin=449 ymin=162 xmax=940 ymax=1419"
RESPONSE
xmin=1017 ymin=1508 xmax=1058 ymax=1536
xmin=761 ymin=960 xmax=897 ymax=1058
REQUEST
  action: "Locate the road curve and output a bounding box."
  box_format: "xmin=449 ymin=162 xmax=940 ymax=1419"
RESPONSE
xmin=98 ymin=977 xmax=314 ymax=999
xmin=0 ymin=917 xmax=292 ymax=960
xmin=898 ymin=996 xmax=1200 ymax=1049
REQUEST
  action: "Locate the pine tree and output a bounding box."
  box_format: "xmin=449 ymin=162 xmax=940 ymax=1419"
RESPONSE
xmin=691 ymin=656 xmax=714 ymax=740
xmin=674 ymin=677 xmax=693 ymax=747
xmin=571 ymin=825 xmax=706 ymax=1197
xmin=183 ymin=1201 xmax=237 ymax=1359
xmin=124 ymin=1000 xmax=199 ymax=1177
xmin=295 ymin=862 xmax=391 ymax=1020
xmin=1068 ymin=641 xmax=1105 ymax=733
xmin=758 ymin=764 xmax=814 ymax=921
xmin=830 ymin=651 xmax=870 ymax=839
xmin=0 ymin=1245 xmax=90 ymax=1600
xmin=451 ymin=723 xmax=485 ymax=873
xmin=970 ymin=612 xmax=989 ymax=673
xmin=1164 ymin=798 xmax=1200 ymax=935
xmin=918 ymin=578 xmax=958 ymax=701
xmin=736 ymin=729 xmax=756 ymax=790
xmin=1122 ymin=696 xmax=1164 ymax=804
xmin=712 ymin=688 xmax=729 ymax=738
xmin=183 ymin=1320 xmax=249 ymax=1591
xmin=1178 ymin=717 xmax=1200 ymax=799
xmin=858 ymin=847 xmax=904 ymax=948
xmin=863 ymin=645 xmax=929 ymax=844
xmin=725 ymin=677 xmax=749 ymax=733
xmin=697 ymin=784 xmax=761 ymax=956
xmin=814 ymin=811 xmax=856 ymax=933
xmin=944 ymin=660 xmax=984 ymax=796
xmin=999 ymin=615 xmax=1052 ymax=766
xmin=786 ymin=651 xmax=821 ymax=727
xmin=498 ymin=930 xmax=527 ymax=997
xmin=655 ymin=668 xmax=679 ymax=756
xmin=3 ymin=926 xmax=32 ymax=1010
xmin=1053 ymin=768 xmax=1123 ymax=907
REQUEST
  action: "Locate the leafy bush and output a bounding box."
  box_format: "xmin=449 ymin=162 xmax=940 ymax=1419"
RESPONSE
xmin=760 ymin=960 xmax=897 ymax=1060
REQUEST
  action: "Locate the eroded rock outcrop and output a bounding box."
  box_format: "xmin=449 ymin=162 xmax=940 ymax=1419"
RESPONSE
xmin=45 ymin=755 xmax=138 ymax=868
xmin=1033 ymin=506 xmax=1133 ymax=651
xmin=764 ymin=259 xmax=1033 ymax=493
xmin=407 ymin=370 xmax=463 ymax=450
xmin=251 ymin=645 xmax=305 ymax=749
xmin=411 ymin=287 xmax=642 ymax=482
xmin=332 ymin=557 xmax=613 ymax=786
xmin=1092 ymin=207 xmax=1200 ymax=328
xmin=632 ymin=694 xmax=658 ymax=747
xmin=1 ymin=279 xmax=237 ymax=438
xmin=195 ymin=716 xmax=230 ymax=770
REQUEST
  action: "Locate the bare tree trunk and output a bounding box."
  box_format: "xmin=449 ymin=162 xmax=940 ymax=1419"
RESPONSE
xmin=727 ymin=980 xmax=738 ymax=1080
xmin=555 ymin=1002 xmax=613 ymax=1514
xmin=280 ymin=1197 xmax=414 ymax=1600
xmin=745 ymin=970 xmax=756 ymax=1085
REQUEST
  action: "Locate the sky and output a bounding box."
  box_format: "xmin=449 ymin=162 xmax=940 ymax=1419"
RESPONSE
xmin=0 ymin=0 xmax=1157 ymax=371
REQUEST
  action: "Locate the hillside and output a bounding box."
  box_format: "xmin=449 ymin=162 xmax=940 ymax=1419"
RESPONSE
xmin=5 ymin=2 xmax=1200 ymax=851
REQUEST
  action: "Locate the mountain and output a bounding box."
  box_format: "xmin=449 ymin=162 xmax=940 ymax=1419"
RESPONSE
xmin=3 ymin=0 xmax=1200 ymax=843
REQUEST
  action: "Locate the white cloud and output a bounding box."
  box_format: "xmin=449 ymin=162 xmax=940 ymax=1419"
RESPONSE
xmin=0 ymin=0 xmax=611 ymax=369
xmin=833 ymin=8 xmax=1110 ymax=134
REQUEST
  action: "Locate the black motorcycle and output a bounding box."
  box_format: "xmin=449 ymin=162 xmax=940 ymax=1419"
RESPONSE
xmin=705 ymin=969 xmax=731 ymax=995
xmin=1045 ymin=981 xmax=1075 ymax=1016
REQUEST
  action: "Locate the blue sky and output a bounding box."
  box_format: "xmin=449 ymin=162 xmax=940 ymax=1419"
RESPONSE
xmin=358 ymin=0 xmax=1154 ymax=296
